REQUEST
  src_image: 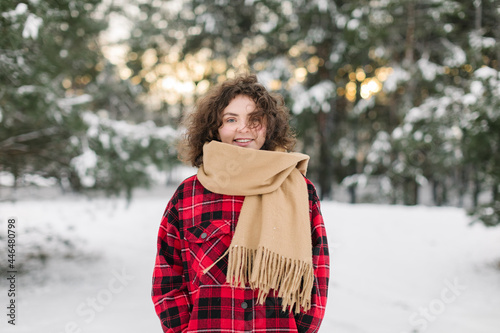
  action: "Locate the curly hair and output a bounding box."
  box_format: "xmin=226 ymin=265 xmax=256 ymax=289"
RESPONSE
xmin=178 ymin=74 xmax=297 ymax=167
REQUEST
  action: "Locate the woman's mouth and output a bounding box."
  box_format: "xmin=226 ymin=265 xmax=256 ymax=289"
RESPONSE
xmin=234 ymin=139 xmax=254 ymax=147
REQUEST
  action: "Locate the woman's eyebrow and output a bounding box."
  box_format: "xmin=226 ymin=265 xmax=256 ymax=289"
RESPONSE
xmin=222 ymin=112 xmax=239 ymax=117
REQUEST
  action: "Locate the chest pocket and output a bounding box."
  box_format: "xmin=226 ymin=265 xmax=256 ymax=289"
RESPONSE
xmin=185 ymin=219 xmax=232 ymax=285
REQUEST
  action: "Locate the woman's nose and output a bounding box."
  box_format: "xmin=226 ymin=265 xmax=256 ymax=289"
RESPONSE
xmin=237 ymin=121 xmax=250 ymax=132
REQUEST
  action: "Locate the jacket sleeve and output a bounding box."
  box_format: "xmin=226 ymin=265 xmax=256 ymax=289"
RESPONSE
xmin=152 ymin=193 xmax=192 ymax=333
xmin=294 ymin=182 xmax=330 ymax=333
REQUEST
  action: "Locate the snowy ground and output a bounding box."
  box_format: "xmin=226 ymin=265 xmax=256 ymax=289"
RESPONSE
xmin=1 ymin=186 xmax=500 ymax=333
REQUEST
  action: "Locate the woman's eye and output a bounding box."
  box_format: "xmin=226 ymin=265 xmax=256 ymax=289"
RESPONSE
xmin=226 ymin=118 xmax=236 ymax=123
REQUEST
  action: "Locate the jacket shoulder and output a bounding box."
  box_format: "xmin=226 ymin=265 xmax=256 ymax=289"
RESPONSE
xmin=171 ymin=174 xmax=207 ymax=200
xmin=303 ymin=176 xmax=320 ymax=203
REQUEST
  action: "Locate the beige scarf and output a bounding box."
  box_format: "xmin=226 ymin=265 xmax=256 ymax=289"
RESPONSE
xmin=197 ymin=141 xmax=314 ymax=313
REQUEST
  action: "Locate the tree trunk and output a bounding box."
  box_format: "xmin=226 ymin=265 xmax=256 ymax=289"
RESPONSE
xmin=432 ymin=179 xmax=442 ymax=206
xmin=390 ymin=174 xmax=399 ymax=205
xmin=317 ymin=109 xmax=334 ymax=200
xmin=404 ymin=0 xmax=416 ymax=66
xmin=404 ymin=178 xmax=419 ymax=205
xmin=433 ymin=178 xmax=450 ymax=206
xmin=348 ymin=185 xmax=356 ymax=204
xmin=315 ymin=44 xmax=336 ymax=200
xmin=474 ymin=0 xmax=482 ymax=31
xmin=442 ymin=181 xmax=448 ymax=205
xmin=493 ymin=0 xmax=500 ymax=70
xmin=413 ymin=179 xmax=419 ymax=205
xmin=473 ymin=168 xmax=481 ymax=208
xmin=457 ymin=166 xmax=468 ymax=207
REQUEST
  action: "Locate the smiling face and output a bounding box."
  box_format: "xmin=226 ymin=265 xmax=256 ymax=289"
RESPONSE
xmin=218 ymin=95 xmax=267 ymax=150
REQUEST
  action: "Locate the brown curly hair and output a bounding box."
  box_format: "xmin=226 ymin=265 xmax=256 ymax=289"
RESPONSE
xmin=178 ymin=74 xmax=296 ymax=167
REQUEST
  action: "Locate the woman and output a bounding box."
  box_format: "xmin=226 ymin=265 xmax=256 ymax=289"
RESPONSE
xmin=152 ymin=74 xmax=329 ymax=333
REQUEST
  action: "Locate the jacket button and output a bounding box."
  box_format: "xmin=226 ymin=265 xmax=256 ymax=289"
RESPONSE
xmin=241 ymin=301 xmax=248 ymax=309
xmin=200 ymin=232 xmax=207 ymax=239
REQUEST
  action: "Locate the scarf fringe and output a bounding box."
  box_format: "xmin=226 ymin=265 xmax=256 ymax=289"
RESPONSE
xmin=226 ymin=245 xmax=314 ymax=314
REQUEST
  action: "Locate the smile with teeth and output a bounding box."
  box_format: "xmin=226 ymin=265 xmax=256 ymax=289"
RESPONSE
xmin=234 ymin=139 xmax=253 ymax=142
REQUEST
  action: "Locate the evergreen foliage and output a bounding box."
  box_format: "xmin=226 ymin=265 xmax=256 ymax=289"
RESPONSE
xmin=1 ymin=0 xmax=499 ymax=226
xmin=0 ymin=0 xmax=177 ymax=198
xmin=123 ymin=0 xmax=499 ymax=226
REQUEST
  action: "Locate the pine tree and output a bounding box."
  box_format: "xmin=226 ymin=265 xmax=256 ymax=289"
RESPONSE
xmin=0 ymin=0 xmax=177 ymax=199
xmin=125 ymin=0 xmax=500 ymax=225
xmin=0 ymin=0 xmax=103 ymax=189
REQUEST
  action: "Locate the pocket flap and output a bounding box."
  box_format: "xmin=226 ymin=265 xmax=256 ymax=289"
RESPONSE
xmin=185 ymin=220 xmax=231 ymax=243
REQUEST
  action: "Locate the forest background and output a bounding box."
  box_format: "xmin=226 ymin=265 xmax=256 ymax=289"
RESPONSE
xmin=1 ymin=0 xmax=499 ymax=227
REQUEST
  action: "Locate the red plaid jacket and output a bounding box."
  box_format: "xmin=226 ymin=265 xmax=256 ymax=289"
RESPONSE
xmin=152 ymin=175 xmax=329 ymax=333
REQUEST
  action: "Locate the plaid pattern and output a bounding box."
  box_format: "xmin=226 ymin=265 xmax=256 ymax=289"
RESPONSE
xmin=152 ymin=175 xmax=329 ymax=333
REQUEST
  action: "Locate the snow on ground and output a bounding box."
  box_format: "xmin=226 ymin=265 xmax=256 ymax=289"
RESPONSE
xmin=1 ymin=186 xmax=500 ymax=333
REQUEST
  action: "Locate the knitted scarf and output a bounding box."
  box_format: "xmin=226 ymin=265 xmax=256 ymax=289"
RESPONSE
xmin=197 ymin=140 xmax=314 ymax=314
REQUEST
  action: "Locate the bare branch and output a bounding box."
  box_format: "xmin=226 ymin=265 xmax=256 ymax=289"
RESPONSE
xmin=0 ymin=127 xmax=61 ymax=148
